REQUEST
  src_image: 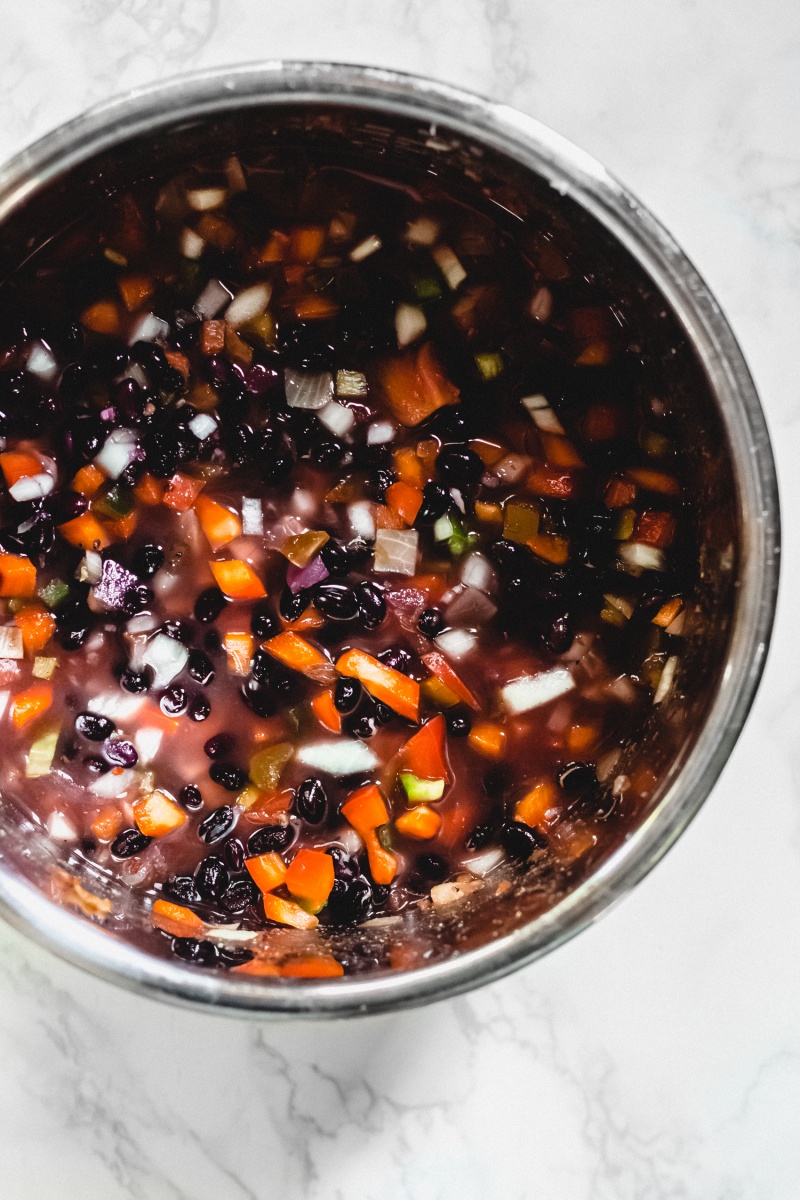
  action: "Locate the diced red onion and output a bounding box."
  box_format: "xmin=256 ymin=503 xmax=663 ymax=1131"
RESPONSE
xmin=286 ymin=555 xmax=329 ymax=593
xmin=284 ymin=367 xmax=333 ymax=410
xmin=194 ymin=278 xmax=233 ymax=320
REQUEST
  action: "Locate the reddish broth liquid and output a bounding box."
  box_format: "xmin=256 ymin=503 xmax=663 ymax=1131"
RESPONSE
xmin=0 ymin=152 xmax=692 ymax=976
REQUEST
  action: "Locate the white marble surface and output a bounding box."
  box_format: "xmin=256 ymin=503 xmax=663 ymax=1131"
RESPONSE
xmin=1 ymin=2 xmax=799 ymax=1196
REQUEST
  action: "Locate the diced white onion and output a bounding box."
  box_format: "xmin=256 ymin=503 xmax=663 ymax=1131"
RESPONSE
xmin=373 ymin=528 xmax=419 ymax=576
xmin=0 ymin=690 xmax=10 ymax=718
xmin=434 ymin=628 xmax=478 ymax=659
xmin=122 ymin=361 xmax=149 ymax=390
xmin=188 ymin=412 xmax=218 ymax=441
xmin=530 ymin=287 xmax=554 ymax=323
xmin=77 ymin=549 xmax=103 ymax=585
xmin=348 ymin=500 xmax=376 ymax=541
xmin=335 ymin=370 xmax=368 ymax=397
xmin=46 ymin=812 xmax=77 ymax=842
xmin=653 ymin=655 xmax=679 ymax=705
xmin=187 ymin=186 xmax=227 ymax=212
xmin=492 ymin=453 xmax=530 ymax=485
xmin=339 ymin=827 xmax=364 ymax=856
xmin=124 ymin=613 xmax=159 ymax=636
xmin=89 ymin=769 xmax=136 ymax=798
xmin=225 ymin=282 xmax=272 ymax=329
xmin=205 ymin=926 xmax=259 ymax=945
xmin=460 ymin=552 xmax=496 ymax=594
xmin=179 ymin=227 xmax=206 ymax=260
xmin=521 ymin=393 xmax=565 ymax=434
xmin=395 ymin=303 xmax=427 ymax=348
xmin=349 ymin=234 xmax=382 ymax=262
xmin=618 ymin=542 xmax=666 ymax=574
xmin=405 ymin=217 xmax=440 ymax=246
xmin=464 ymin=848 xmax=505 ymax=877
xmin=367 ymin=420 xmax=396 ymax=445
xmin=0 ymin=626 xmax=24 ymax=659
xmin=127 ymin=312 xmax=169 ymax=346
xmin=133 ymin=726 xmax=163 ymax=764
xmin=317 ymin=400 xmax=355 ymax=438
xmin=444 ymin=587 xmax=497 ymax=626
xmin=225 ymin=155 xmax=247 ymax=192
xmin=95 ymin=429 xmax=140 ymax=479
xmin=26 ymin=342 xmax=58 ymax=380
xmin=87 ymin=691 xmax=146 ymax=721
xmin=432 ymin=244 xmax=466 ymax=290
xmin=194 ymin=278 xmax=233 ymax=321
xmin=666 ymin=610 xmax=686 ymax=636
xmin=434 ymin=514 xmax=455 ymax=542
xmin=596 ymin=747 xmax=622 ymax=782
xmin=296 ymin=739 xmax=379 ymax=775
xmin=449 ymin=488 xmax=466 ymax=513
xmin=289 ymin=489 xmax=317 ymax=518
xmin=284 ymin=367 xmax=333 ymax=410
xmin=241 ymin=497 xmax=263 ymax=536
xmin=9 ymin=472 xmax=54 ymax=502
xmin=140 ymin=633 xmax=189 ymax=690
xmin=501 ymin=667 xmax=575 ymax=715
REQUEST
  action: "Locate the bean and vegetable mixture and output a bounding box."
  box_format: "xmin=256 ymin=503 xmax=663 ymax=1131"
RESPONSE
xmin=0 ymin=150 xmax=691 ymax=978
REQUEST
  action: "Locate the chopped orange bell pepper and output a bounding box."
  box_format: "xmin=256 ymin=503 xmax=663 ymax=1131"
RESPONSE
xmin=395 ymin=805 xmax=442 ymax=840
xmin=421 ymin=652 xmax=479 ymax=710
xmin=311 ymin=688 xmax=342 ymax=734
xmin=526 ymin=464 xmax=578 ymax=500
xmin=90 ymin=806 xmax=125 ymax=842
xmin=11 ymin=682 xmax=53 ymax=728
xmin=118 ymin=273 xmax=155 ymax=311
xmin=633 ymin=511 xmax=676 ymax=549
xmin=335 ymin=648 xmax=420 ymax=722
xmin=195 ymin=494 xmax=242 ymax=550
xmin=134 ymin=473 xmax=166 ymax=506
xmin=294 ymin=294 xmax=339 ymax=320
xmin=72 ymin=463 xmax=105 ymax=498
xmin=380 ymin=342 xmax=459 ymax=427
xmin=0 ymin=554 xmax=37 ymax=598
xmin=264 ymin=631 xmax=328 ymax=676
xmin=341 ymin=783 xmax=398 ymax=885
xmin=393 ymin=446 xmax=426 ymax=488
xmin=468 ymin=721 xmax=506 ymax=759
xmin=653 ymin=597 xmax=683 ymax=628
xmin=527 ymin=532 xmax=570 ymax=565
xmin=290 ymin=225 xmax=325 ymax=262
xmin=232 ymin=958 xmax=281 ymax=977
xmin=14 ymin=605 xmax=56 ymax=655
xmin=514 ymin=780 xmax=559 ymax=828
xmin=262 ymin=893 xmax=319 ymax=930
xmin=625 ymin=467 xmax=681 ymax=497
xmin=105 ymin=512 xmax=138 ymax=542
xmin=0 ymin=451 xmax=41 ymax=487
xmin=223 ymin=631 xmax=254 ymax=675
xmin=132 ymin=791 xmax=187 ymax=837
xmin=80 ymin=300 xmax=122 ymax=335
xmin=58 ymin=513 xmax=110 ymax=551
xmin=245 ymin=851 xmax=288 ymax=894
xmin=163 ymin=472 xmax=205 ymax=513
xmin=151 ymin=899 xmax=206 ymax=937
xmin=280 ymin=955 xmax=344 ymax=978
xmin=209 ymin=559 xmax=266 ymax=600
xmin=285 ymin=849 xmax=335 ymax=913
xmin=386 ymin=480 xmax=423 ymax=526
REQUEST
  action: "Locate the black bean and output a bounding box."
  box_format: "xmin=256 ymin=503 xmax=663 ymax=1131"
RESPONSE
xmin=162 ymin=875 xmax=202 ymax=905
xmin=258 ymin=429 xmax=295 ymax=485
xmin=170 ymin=937 xmax=219 ymax=967
xmin=325 ymin=876 xmax=373 ymax=925
xmin=220 ymin=879 xmax=259 ymax=913
xmin=84 ymin=755 xmax=110 ymax=775
xmin=415 ymin=482 xmax=452 ymax=524
xmin=160 ymin=685 xmax=187 ymax=716
xmin=122 ymin=585 xmax=154 ymax=617
xmin=367 ymin=467 xmax=395 ymax=501
xmin=44 ymin=489 xmax=88 ymax=525
xmin=543 ymin=615 xmax=573 ymax=655
xmin=198 ymin=805 xmax=236 ymax=843
xmin=310 ymin=438 xmax=344 ymax=468
xmin=446 ymin=711 xmax=472 ymax=737
xmin=247 ymin=825 xmax=293 ymax=855
xmin=194 ymin=585 xmax=227 ymax=624
xmin=218 ymin=945 xmax=255 ymax=968
xmin=187 ymin=650 xmax=214 ymax=685
xmin=436 ymin=445 xmax=483 ymax=488
xmin=102 ymin=738 xmax=138 ymax=767
xmin=279 ymin=587 xmax=310 ymax=622
xmin=250 ymin=602 xmax=279 ymax=639
xmin=349 ymin=714 xmax=377 ymax=739
xmin=120 ymin=668 xmax=149 ymax=694
xmin=240 ymin=679 xmax=276 ymax=717
xmin=417 ymin=607 xmax=445 ymax=638
xmin=378 ymin=646 xmax=413 ymax=674
xmin=355 ymin=580 xmax=385 ymax=628
xmin=500 ymin=822 xmax=544 ymax=860
xmin=111 ymin=828 xmax=152 ymax=858
xmin=558 ymin=762 xmax=597 ymax=792
xmin=314 ymin=583 xmax=359 ymax=621
xmin=204 ymin=733 xmax=234 ymax=759
xmin=75 ymin=712 xmax=116 ymax=742
xmin=465 ymin=822 xmax=493 ymax=851
xmin=295 ymin=777 xmax=327 ymax=824
xmin=223 ymin=837 xmax=245 ymax=872
xmin=189 ymin=695 xmax=211 ymax=722
xmin=209 ymin=763 xmax=248 ymax=792
xmin=195 ymin=854 xmax=229 ymax=901
xmin=373 ymin=701 xmax=393 ymax=725
xmin=416 ymin=853 xmax=449 ymax=882
xmin=334 ymin=676 xmax=362 ymax=715
xmin=160 ymin=619 xmax=192 ymax=644
xmin=179 ymin=784 xmax=203 ymax=811
xmin=319 ymin=539 xmax=351 ymax=577
xmin=483 ymin=765 xmax=512 ymax=799
xmin=131 ymin=543 xmax=164 ymax=579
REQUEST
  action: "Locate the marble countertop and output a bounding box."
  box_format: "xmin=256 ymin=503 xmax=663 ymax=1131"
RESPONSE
xmin=1 ymin=2 xmax=799 ymax=1196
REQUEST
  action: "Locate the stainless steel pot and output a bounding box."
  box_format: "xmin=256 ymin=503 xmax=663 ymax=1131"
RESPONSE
xmin=0 ymin=62 xmax=779 ymax=1017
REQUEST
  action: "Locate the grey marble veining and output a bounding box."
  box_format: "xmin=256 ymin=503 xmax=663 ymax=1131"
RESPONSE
xmin=1 ymin=1 xmax=799 ymax=1196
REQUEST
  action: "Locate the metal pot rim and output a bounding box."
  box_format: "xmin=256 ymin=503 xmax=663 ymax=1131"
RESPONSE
xmin=0 ymin=61 xmax=780 ymax=1018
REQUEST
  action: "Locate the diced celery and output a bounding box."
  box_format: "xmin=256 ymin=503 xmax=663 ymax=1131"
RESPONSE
xmin=249 ymin=742 xmax=294 ymax=791
xmin=38 ymin=580 xmax=70 ymax=608
xmin=32 ymin=657 xmax=58 ymax=680
xmin=409 ymin=272 xmax=443 ymax=303
xmin=399 ymin=773 xmax=446 ymax=802
xmin=335 ymin=370 xmax=368 ymax=398
xmin=475 ymin=352 xmax=504 ymax=380
xmin=26 ymin=725 xmax=60 ymax=778
xmin=434 ymin=514 xmax=455 ymax=542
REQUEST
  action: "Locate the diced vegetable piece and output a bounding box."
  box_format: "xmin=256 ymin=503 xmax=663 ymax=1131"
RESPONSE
xmin=209 ymin=559 xmax=266 ymax=599
xmin=527 ymin=532 xmax=570 ymax=565
xmin=72 ymin=464 xmax=105 ymax=498
xmin=285 ymin=848 xmax=335 ymax=913
xmin=336 ymin=369 xmax=368 ymax=397
xmin=295 ymin=739 xmax=379 ymax=775
xmin=386 ymin=481 xmax=423 ymax=526
xmin=0 ymin=625 xmax=24 ymax=658
xmin=163 ymin=472 xmax=205 ymax=513
xmin=92 ymin=481 xmax=135 ymax=521
xmin=152 ymin=899 xmax=205 ymax=937
xmin=12 ymin=682 xmax=53 ymax=728
xmin=468 ymin=722 xmax=506 ymax=758
xmin=421 ymin=652 xmax=480 ymax=710
xmin=80 ymin=300 xmax=122 ymax=335
xmin=432 ymin=244 xmax=466 ymax=290
xmin=58 ymin=514 xmax=110 ymax=551
xmin=311 ymin=689 xmax=342 ymax=733
xmin=262 ymin=893 xmax=319 ymax=930
xmin=284 ymin=368 xmax=333 ymax=410
xmin=514 ymin=780 xmax=559 ymax=827
xmin=194 ymin=495 xmax=242 ymax=550
xmin=634 ymin=511 xmax=676 ymax=548
xmin=605 ymin=477 xmax=637 ymax=508
xmin=245 ymin=851 xmax=288 ymax=894
xmin=380 ymin=342 xmax=459 ymax=427
xmin=91 ymin=559 xmax=138 ymax=611
xmin=14 ymin=606 xmax=56 ymax=655
xmin=118 ymin=273 xmax=154 ymax=311
xmin=264 ymin=631 xmax=328 ymax=677
xmin=475 ymin=351 xmax=504 ymax=380
xmin=0 ymin=451 xmax=42 ymax=486
xmin=501 ymin=668 xmax=575 ymax=715
xmin=281 ymin=530 xmax=329 ymax=567
xmin=249 ymin=742 xmax=294 ymax=791
xmin=38 ymin=579 xmax=69 ymax=608
xmin=653 ymin=597 xmax=683 ymax=628
xmin=618 ymin=542 xmax=666 ymax=574
xmin=225 ymin=282 xmax=272 ymax=329
xmin=140 ymin=633 xmax=189 ymax=690
xmin=398 ymin=715 xmax=450 ymax=784
xmin=421 ymin=676 xmax=461 ymax=709
xmin=134 ymin=473 xmax=166 ymax=506
xmin=625 ymin=467 xmax=680 ymax=496
xmin=521 ymin=393 xmax=565 ymax=434
xmin=280 ymin=955 xmax=344 ymax=978
xmin=318 ymin=400 xmax=355 ymax=438
xmin=32 ymin=656 xmax=58 ymax=680
xmin=133 ymin=790 xmax=187 ymax=837
xmin=399 ymin=773 xmax=446 ymax=802
xmin=395 ymin=303 xmax=427 ymax=348
xmin=25 ymin=724 xmax=60 ymax=778
xmin=188 ymin=413 xmax=218 ymax=441
xmin=526 ymin=464 xmax=578 ymax=501
xmin=373 ymin=528 xmax=419 ymax=576
xmin=90 ymin=805 xmax=125 ymax=841
xmin=0 ymin=554 xmax=37 ymax=598
xmin=223 ymin=631 xmax=253 ymax=675
xmin=395 ymin=805 xmax=441 ymax=840
xmin=503 ymin=501 xmax=540 ymax=545
xmin=342 ymin=783 xmax=397 ymax=885
xmin=394 ymin=446 xmax=426 ymax=487
xmin=336 ymin=648 xmax=420 ymax=722
xmin=241 ymin=497 xmax=263 ymax=535
xmin=653 ymin=655 xmax=679 ymax=705
xmin=434 ymin=629 xmax=478 ymax=660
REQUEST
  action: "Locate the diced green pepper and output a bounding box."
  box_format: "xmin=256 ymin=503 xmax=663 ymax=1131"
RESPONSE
xmin=249 ymin=742 xmax=294 ymax=792
xmin=399 ymin=772 xmax=446 ymax=802
xmin=92 ymin=481 xmax=135 ymax=520
xmin=475 ymin=352 xmax=504 ymax=380
xmin=38 ymin=579 xmax=70 ymax=609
